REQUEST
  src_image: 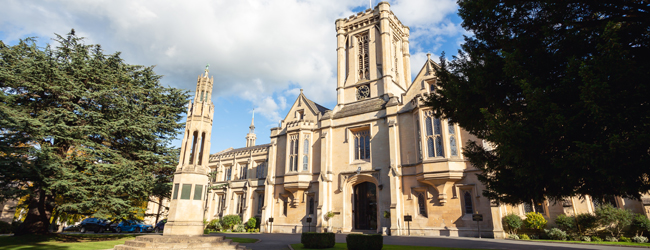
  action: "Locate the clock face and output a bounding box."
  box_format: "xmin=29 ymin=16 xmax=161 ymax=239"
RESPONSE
xmin=356 ymin=85 xmax=370 ymax=100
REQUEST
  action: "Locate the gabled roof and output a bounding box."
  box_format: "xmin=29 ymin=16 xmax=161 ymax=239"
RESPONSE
xmin=210 ymin=143 xmax=271 ymax=157
xmin=305 ymin=97 xmax=330 ymax=114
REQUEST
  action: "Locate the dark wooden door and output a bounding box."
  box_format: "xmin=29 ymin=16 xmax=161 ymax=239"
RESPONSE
xmin=354 ymin=182 xmax=377 ymax=230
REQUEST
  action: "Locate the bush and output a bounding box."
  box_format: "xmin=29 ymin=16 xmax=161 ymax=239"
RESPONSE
xmin=0 ymin=221 xmax=12 ymax=234
xmin=595 ymin=204 xmax=633 ymax=237
xmin=524 ymin=212 xmax=547 ymax=230
xmin=631 ymin=214 xmax=650 ymax=236
xmin=591 ymin=236 xmax=602 ymax=242
xmin=620 ymin=236 xmax=631 ymax=242
xmin=245 ymin=217 xmax=257 ymax=230
xmin=220 ymin=215 xmax=241 ymax=230
xmin=507 ymin=234 xmax=519 ymax=239
xmin=554 ymin=214 xmax=575 ymax=233
xmin=346 ymin=234 xmax=383 ymax=250
xmin=581 ymin=236 xmax=591 ymax=242
xmin=605 ymin=236 xmax=618 ymax=242
xmin=529 ymin=234 xmax=539 ymax=239
xmin=576 ymin=213 xmax=598 ymax=235
xmin=301 ymin=232 xmax=335 ymax=249
xmin=233 ymin=223 xmax=245 ymax=232
xmin=518 ymin=234 xmax=530 ymax=240
xmin=633 ymin=235 xmax=649 ymax=243
xmin=206 ymin=219 xmax=221 ymax=231
xmin=544 ymin=228 xmax=567 ymax=241
xmin=502 ymin=213 xmax=523 ymax=234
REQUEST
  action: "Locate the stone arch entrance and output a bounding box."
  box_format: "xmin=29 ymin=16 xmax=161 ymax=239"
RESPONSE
xmin=353 ymin=181 xmax=377 ymax=230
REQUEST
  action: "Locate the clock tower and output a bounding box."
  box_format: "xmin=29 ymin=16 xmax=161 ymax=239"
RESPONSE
xmin=334 ymin=2 xmax=411 ymax=107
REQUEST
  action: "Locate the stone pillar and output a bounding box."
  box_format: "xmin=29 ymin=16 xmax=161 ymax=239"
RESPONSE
xmin=336 ymin=19 xmax=346 ymax=104
xmin=378 ymin=2 xmax=393 ymax=95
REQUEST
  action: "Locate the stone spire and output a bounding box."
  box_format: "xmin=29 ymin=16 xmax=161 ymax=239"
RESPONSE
xmin=246 ymin=110 xmax=256 ymax=147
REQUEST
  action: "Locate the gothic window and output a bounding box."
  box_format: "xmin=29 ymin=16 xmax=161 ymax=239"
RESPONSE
xmin=353 ymin=129 xmax=371 ymax=160
xmin=257 ymin=193 xmax=264 ymax=215
xmin=219 ymin=194 xmax=226 ymax=213
xmin=303 ymin=137 xmax=309 ymax=171
xmin=198 ymin=132 xmax=206 ymax=165
xmin=523 ymin=200 xmax=546 ymax=215
xmin=416 ymin=116 xmax=422 ymax=161
xmin=448 ymin=121 xmax=458 ymax=157
xmin=463 ymin=191 xmax=474 ymax=215
xmin=417 ymin=193 xmax=427 ymax=217
xmin=358 ymin=33 xmax=369 ymax=80
xmin=236 ymin=193 xmax=246 ymax=215
xmin=256 ymin=161 xmax=266 ymax=179
xmin=224 ymin=167 xmax=232 ymax=181
xmin=309 ymin=197 xmax=314 ymax=215
xmin=424 ymin=111 xmax=444 ymax=158
xmin=593 ymin=195 xmax=618 ymax=209
xmin=240 ymin=164 xmax=248 ymax=179
xmin=189 ymin=131 xmax=198 ymax=164
xmin=393 ymin=39 xmax=399 ymax=81
xmin=289 ymin=135 xmax=299 ymax=171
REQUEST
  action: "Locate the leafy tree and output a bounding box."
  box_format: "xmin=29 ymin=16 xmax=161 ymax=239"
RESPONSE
xmin=631 ymin=214 xmax=650 ymax=236
xmin=523 ymin=212 xmax=547 ymax=230
xmin=554 ymin=214 xmax=576 ymax=233
xmin=502 ymin=213 xmax=523 ymax=234
xmin=576 ymin=213 xmax=599 ymax=235
xmin=220 ymin=215 xmax=241 ymax=230
xmin=425 ymin=0 xmax=650 ymax=204
xmin=0 ymin=31 xmax=189 ymax=235
xmin=595 ymin=204 xmax=633 ymax=237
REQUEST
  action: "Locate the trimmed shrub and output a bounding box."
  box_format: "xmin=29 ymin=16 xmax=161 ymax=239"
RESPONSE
xmin=581 ymin=236 xmax=591 ymax=242
xmin=576 ymin=213 xmax=598 ymax=235
xmin=518 ymin=234 xmax=530 ymax=240
xmin=11 ymin=221 xmax=21 ymax=233
xmin=605 ymin=236 xmax=618 ymax=242
xmin=524 ymin=212 xmax=547 ymax=230
xmin=346 ymin=234 xmax=383 ymax=250
xmin=220 ymin=215 xmax=241 ymax=230
xmin=554 ymin=214 xmax=575 ymax=233
xmin=245 ymin=217 xmax=257 ymax=230
xmin=206 ymin=219 xmax=221 ymax=231
xmin=544 ymin=228 xmax=567 ymax=241
xmin=529 ymin=234 xmax=539 ymax=239
xmin=631 ymin=213 xmax=650 ymax=236
xmin=595 ymin=204 xmax=633 ymax=237
xmin=502 ymin=213 xmax=523 ymax=234
xmin=0 ymin=221 xmax=12 ymax=234
xmin=507 ymin=234 xmax=519 ymax=240
xmin=301 ymin=232 xmax=335 ymax=249
xmin=591 ymin=236 xmax=602 ymax=242
xmin=233 ymin=223 xmax=245 ymax=232
xmin=633 ymin=235 xmax=649 ymax=243
xmin=620 ymin=236 xmax=631 ymax=242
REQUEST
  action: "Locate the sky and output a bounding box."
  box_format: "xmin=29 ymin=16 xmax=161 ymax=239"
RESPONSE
xmin=0 ymin=0 xmax=470 ymax=154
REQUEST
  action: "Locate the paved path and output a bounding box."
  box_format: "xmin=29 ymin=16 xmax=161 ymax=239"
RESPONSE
xmin=211 ymin=233 xmax=644 ymax=250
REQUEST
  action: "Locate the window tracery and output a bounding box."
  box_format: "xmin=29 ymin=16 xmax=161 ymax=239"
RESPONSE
xmin=303 ymin=136 xmax=309 ymax=171
xmin=424 ymin=111 xmax=444 ymax=158
xmin=358 ymin=33 xmax=369 ymax=80
xmin=353 ymin=129 xmax=371 ymax=160
xmin=289 ymin=134 xmax=299 ymax=171
xmin=448 ymin=120 xmax=458 ymax=157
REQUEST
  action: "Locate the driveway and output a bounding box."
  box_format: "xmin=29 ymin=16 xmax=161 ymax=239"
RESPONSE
xmin=211 ymin=233 xmax=642 ymax=250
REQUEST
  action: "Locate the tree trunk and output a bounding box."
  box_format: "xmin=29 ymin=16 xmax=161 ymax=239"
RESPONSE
xmin=14 ymin=190 xmax=53 ymax=236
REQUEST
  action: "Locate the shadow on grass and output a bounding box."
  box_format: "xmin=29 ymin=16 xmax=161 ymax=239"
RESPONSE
xmin=0 ymin=233 xmax=138 ymax=250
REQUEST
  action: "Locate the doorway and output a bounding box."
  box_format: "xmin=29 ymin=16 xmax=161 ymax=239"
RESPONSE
xmin=353 ymin=182 xmax=377 ymax=230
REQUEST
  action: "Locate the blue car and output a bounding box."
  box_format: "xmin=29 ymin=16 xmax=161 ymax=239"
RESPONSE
xmin=154 ymin=219 xmax=166 ymax=233
xmin=113 ymin=220 xmax=153 ymax=233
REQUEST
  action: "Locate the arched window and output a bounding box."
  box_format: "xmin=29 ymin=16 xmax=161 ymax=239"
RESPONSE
xmin=464 ymin=191 xmax=473 ymax=215
xmin=418 ymin=193 xmax=427 ymax=217
xmin=303 ymin=138 xmax=309 ymax=171
xmin=353 ymin=129 xmax=371 ymax=160
xmin=289 ymin=135 xmax=298 ymax=171
xmin=424 ymin=111 xmax=444 ymax=158
xmin=283 ymin=199 xmax=288 ymax=216
xmin=257 ymin=194 xmax=264 ymax=215
xmin=448 ymin=121 xmax=458 ymax=157
xmin=309 ymin=197 xmax=314 ymax=215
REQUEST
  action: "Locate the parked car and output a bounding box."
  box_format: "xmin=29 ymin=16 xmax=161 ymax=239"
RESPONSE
xmin=62 ymin=224 xmax=81 ymax=232
xmin=154 ymin=219 xmax=166 ymax=233
xmin=114 ymin=220 xmax=153 ymax=233
xmin=78 ymin=218 xmax=111 ymax=233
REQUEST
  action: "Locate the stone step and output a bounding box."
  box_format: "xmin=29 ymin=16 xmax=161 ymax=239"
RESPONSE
xmin=134 ymin=235 xmax=226 ymax=243
xmin=124 ymin=238 xmax=235 ymax=248
xmin=112 ymin=235 xmax=248 ymax=250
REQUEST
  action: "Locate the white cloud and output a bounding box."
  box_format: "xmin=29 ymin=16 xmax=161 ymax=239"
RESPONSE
xmin=1 ymin=0 xmax=462 ymax=121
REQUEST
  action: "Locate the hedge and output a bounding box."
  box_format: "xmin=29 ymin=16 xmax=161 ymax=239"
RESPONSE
xmin=346 ymin=234 xmax=383 ymax=250
xmin=301 ymin=232 xmax=335 ymax=249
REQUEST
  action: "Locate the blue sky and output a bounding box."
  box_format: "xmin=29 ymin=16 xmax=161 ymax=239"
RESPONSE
xmin=0 ymin=0 xmax=469 ymax=154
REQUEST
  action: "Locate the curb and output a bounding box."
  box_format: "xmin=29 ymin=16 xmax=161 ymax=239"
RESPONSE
xmin=504 ymin=239 xmax=650 ymax=249
xmin=287 ymin=244 xmax=295 ymax=250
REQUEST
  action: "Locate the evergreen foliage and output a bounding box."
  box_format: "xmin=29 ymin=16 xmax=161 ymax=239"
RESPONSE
xmin=631 ymin=213 xmax=650 ymax=236
xmin=595 ymin=204 xmax=633 ymax=237
xmin=301 ymin=232 xmax=336 ymax=249
xmin=346 ymin=234 xmax=383 ymax=250
xmin=220 ymin=215 xmax=241 ymax=230
xmin=502 ymin=213 xmax=523 ymax=234
xmin=0 ymin=31 xmax=189 ymax=235
xmin=424 ymin=0 xmax=650 ymax=204
xmin=576 ymin=213 xmax=599 ymax=235
xmin=554 ymin=214 xmax=576 ymax=233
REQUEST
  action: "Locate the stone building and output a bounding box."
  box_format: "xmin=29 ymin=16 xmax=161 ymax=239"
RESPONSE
xmin=147 ymin=1 xmax=650 ymax=238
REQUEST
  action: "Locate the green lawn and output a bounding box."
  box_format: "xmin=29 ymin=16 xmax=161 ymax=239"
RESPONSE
xmin=0 ymin=234 xmax=136 ymax=250
xmin=0 ymin=234 xmax=259 ymax=250
xmin=291 ymin=243 xmax=482 ymax=250
xmin=529 ymin=239 xmax=650 ymax=247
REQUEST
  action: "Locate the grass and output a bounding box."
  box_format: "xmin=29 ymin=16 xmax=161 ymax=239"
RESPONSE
xmin=226 ymin=236 xmax=258 ymax=243
xmin=291 ymin=243 xmax=482 ymax=250
xmin=529 ymin=239 xmax=650 ymax=247
xmin=0 ymin=234 xmax=136 ymax=250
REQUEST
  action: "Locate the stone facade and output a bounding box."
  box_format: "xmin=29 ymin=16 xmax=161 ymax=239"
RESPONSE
xmin=147 ymin=1 xmax=650 ymax=239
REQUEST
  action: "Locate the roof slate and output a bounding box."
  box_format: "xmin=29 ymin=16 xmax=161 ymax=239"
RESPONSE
xmin=210 ymin=143 xmax=271 ymax=157
xmin=332 ymin=98 xmax=386 ymax=119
